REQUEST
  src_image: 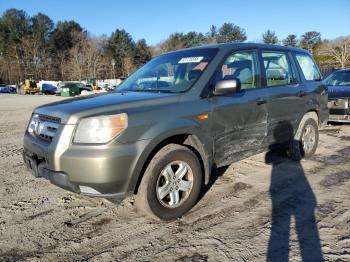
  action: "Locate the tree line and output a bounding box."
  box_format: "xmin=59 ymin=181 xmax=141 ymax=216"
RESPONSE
xmin=0 ymin=8 xmax=349 ymax=84
xmin=0 ymin=9 xmax=152 ymax=84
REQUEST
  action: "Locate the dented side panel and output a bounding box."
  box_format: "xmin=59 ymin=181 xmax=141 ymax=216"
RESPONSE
xmin=265 ymin=84 xmax=303 ymax=144
xmin=210 ymin=88 xmax=269 ymax=167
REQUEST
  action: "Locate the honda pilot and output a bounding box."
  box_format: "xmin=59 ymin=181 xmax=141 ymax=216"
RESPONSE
xmin=23 ymin=43 xmax=328 ymax=220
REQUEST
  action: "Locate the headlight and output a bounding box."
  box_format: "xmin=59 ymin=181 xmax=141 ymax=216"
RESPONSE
xmin=28 ymin=114 xmax=40 ymax=133
xmin=74 ymin=114 xmax=128 ymax=144
xmin=343 ymin=98 xmax=349 ymax=109
xmin=333 ymin=99 xmax=349 ymax=109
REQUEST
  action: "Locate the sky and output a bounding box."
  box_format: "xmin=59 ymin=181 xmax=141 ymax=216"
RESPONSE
xmin=1 ymin=0 xmax=349 ymax=45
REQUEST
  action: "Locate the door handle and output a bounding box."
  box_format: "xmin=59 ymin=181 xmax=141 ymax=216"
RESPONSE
xmin=256 ymin=97 xmax=267 ymax=105
xmin=298 ymin=91 xmax=307 ymax=97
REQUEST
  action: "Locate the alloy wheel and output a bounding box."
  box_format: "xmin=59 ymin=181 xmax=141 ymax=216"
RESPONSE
xmin=156 ymin=161 xmax=193 ymax=208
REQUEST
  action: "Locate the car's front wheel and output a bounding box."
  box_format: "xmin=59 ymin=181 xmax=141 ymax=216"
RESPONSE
xmin=135 ymin=144 xmax=202 ymax=221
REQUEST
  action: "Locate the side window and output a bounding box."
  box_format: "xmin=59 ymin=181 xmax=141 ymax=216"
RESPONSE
xmin=217 ymin=50 xmax=259 ymax=90
xmin=262 ymin=52 xmax=294 ymax=87
xmin=295 ymin=53 xmax=322 ymax=81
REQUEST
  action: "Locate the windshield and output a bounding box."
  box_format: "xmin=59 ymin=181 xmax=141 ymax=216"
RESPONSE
xmin=118 ymin=48 xmax=218 ymax=93
xmin=324 ymin=71 xmax=350 ymax=86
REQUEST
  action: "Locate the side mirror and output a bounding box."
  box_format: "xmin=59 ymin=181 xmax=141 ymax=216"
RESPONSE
xmin=213 ymin=79 xmax=241 ymax=96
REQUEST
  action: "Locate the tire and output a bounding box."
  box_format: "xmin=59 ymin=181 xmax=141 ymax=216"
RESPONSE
xmin=289 ymin=117 xmax=319 ymax=161
xmin=135 ymin=144 xmax=202 ymax=221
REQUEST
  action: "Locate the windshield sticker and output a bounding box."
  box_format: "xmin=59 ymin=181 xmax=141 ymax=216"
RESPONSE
xmin=178 ymin=56 xmax=203 ymax=64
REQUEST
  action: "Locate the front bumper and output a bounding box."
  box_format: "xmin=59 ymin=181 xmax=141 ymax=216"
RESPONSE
xmin=23 ymin=131 xmax=150 ymax=199
xmin=328 ymin=107 xmax=350 ymax=123
xmin=23 ymin=152 xmax=80 ymax=193
xmin=329 ymin=114 xmax=350 ymax=123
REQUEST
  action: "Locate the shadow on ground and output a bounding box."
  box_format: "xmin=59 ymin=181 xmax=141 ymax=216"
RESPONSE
xmin=266 ymin=121 xmax=323 ymax=261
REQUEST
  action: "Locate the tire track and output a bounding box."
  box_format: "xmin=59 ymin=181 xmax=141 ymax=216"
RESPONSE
xmin=0 ymin=145 xmax=23 ymax=158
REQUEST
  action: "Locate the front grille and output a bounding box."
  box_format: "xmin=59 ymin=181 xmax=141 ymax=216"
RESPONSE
xmin=329 ymin=108 xmax=350 ymax=115
xmin=32 ymin=114 xmax=61 ymax=143
xmin=39 ymin=114 xmax=61 ymax=124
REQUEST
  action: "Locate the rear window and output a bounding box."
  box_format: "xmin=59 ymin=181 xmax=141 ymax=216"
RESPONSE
xmin=295 ymin=53 xmax=321 ymax=81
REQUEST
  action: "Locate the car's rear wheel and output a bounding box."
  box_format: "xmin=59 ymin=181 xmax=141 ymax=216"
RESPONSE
xmin=135 ymin=144 xmax=202 ymax=221
xmin=289 ymin=117 xmax=319 ymax=160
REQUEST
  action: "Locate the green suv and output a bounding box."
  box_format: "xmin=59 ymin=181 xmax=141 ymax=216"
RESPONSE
xmin=23 ymin=43 xmax=328 ymax=220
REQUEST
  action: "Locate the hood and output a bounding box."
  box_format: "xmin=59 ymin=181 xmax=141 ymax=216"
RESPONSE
xmin=35 ymin=91 xmax=180 ymax=124
xmin=328 ymin=85 xmax=350 ymax=99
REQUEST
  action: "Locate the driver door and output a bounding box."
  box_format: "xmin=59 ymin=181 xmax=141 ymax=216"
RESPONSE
xmin=210 ymin=49 xmax=269 ymax=167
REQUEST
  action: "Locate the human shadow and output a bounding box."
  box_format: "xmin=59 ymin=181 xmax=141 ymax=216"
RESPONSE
xmin=266 ymin=121 xmax=323 ymax=262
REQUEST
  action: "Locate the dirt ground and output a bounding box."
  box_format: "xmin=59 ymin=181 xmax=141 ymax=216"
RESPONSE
xmin=0 ymin=94 xmax=349 ymax=262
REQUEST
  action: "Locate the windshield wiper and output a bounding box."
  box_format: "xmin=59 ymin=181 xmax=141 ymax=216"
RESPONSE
xmin=143 ymin=89 xmax=174 ymax=93
xmin=121 ymin=89 xmax=174 ymax=93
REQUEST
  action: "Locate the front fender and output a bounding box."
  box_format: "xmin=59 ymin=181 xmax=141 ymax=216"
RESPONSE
xmin=125 ymin=118 xmax=213 ymax=193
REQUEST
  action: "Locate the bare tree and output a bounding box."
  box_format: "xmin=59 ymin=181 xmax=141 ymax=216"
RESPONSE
xmin=68 ymin=33 xmax=107 ymax=81
xmin=122 ymin=56 xmax=135 ymax=76
xmin=96 ymin=54 xmax=113 ymax=79
xmin=86 ymin=37 xmax=104 ymax=79
xmin=68 ymin=32 xmax=86 ymax=80
xmin=19 ymin=36 xmax=41 ymax=78
xmin=56 ymin=52 xmax=68 ymax=80
xmin=319 ymin=37 xmax=350 ymax=68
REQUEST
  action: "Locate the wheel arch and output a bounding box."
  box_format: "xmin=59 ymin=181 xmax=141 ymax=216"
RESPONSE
xmin=306 ymin=109 xmax=320 ymax=124
xmin=295 ymin=110 xmax=319 ymax=140
xmin=130 ymin=132 xmax=212 ymax=195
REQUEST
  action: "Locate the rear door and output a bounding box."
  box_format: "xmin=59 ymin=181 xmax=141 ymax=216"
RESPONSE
xmin=210 ymin=49 xmax=269 ymax=167
xmin=260 ymin=50 xmax=304 ymax=144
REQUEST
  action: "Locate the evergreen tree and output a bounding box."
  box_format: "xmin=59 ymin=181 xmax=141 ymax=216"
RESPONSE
xmin=216 ymin=23 xmax=247 ymax=43
xmin=283 ymin=34 xmax=298 ymax=47
xmin=262 ymin=30 xmax=278 ymax=44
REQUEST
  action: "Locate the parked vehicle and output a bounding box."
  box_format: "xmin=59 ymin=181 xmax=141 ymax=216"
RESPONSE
xmin=86 ymin=79 xmax=99 ymax=90
xmin=23 ymin=43 xmax=328 ymax=220
xmin=99 ymin=83 xmax=116 ymax=91
xmin=324 ymin=68 xmax=350 ymax=122
xmin=17 ymin=78 xmax=40 ymax=94
xmin=42 ymin=83 xmax=59 ymax=95
xmin=60 ymin=82 xmax=92 ymax=96
xmin=0 ymin=84 xmax=13 ymax=93
xmin=8 ymin=86 xmax=16 ymax=93
xmin=105 ymin=85 xmax=117 ymax=92
xmin=79 ymin=83 xmax=92 ymax=93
